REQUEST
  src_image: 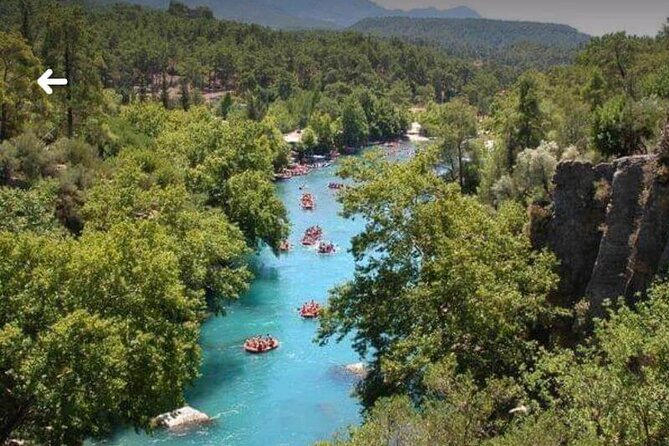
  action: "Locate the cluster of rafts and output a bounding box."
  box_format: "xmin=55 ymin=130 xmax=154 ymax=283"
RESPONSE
xmin=300 ymin=225 xmax=336 ymax=254
xmin=243 ymin=302 xmax=322 ymax=354
xmin=243 ymin=186 xmax=345 ymax=354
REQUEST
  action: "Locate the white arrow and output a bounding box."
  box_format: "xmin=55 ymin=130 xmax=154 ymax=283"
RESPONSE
xmin=37 ymin=69 xmax=68 ymax=95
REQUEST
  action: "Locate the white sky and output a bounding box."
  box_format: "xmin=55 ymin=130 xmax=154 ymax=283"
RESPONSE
xmin=374 ymin=0 xmax=668 ymax=36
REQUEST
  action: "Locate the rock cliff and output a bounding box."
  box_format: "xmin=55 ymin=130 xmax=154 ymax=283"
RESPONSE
xmin=533 ymin=122 xmax=669 ymax=322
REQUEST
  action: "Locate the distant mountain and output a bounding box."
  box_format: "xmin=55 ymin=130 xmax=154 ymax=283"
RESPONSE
xmin=396 ymin=6 xmax=480 ymax=20
xmin=255 ymin=0 xmax=480 ymax=27
xmin=256 ymin=0 xmax=385 ymax=26
xmin=349 ymin=17 xmax=590 ymax=68
xmin=89 ymin=0 xmax=481 ymax=29
xmin=178 ymin=0 xmax=340 ymax=28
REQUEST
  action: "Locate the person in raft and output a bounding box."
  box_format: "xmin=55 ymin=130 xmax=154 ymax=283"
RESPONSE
xmin=299 ymin=300 xmax=321 ymax=318
xmin=244 ymin=335 xmax=278 ymax=353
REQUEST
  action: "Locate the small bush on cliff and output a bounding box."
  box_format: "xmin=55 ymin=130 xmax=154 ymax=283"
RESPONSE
xmin=592 ymin=95 xmax=665 ymax=157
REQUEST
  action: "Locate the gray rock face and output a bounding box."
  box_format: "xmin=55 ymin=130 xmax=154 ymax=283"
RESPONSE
xmin=545 ymin=160 xmax=612 ymax=308
xmin=542 ymin=152 xmax=669 ymax=320
xmin=625 ymin=163 xmax=669 ymax=299
xmin=585 ymin=156 xmax=654 ymax=315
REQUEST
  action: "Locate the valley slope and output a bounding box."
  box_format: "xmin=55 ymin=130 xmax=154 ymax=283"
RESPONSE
xmin=350 ymin=16 xmax=591 ymax=68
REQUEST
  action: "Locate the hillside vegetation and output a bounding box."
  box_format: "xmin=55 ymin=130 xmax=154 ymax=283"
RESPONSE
xmin=318 ymin=22 xmax=669 ymax=446
xmin=350 ymin=17 xmax=591 ymax=69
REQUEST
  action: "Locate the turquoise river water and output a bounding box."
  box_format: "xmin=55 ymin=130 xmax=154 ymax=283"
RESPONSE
xmin=100 ymin=144 xmax=424 ymax=446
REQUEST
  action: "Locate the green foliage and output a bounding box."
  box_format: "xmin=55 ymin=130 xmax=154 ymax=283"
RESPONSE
xmin=42 ymin=4 xmax=105 ymax=137
xmin=341 ymin=97 xmax=369 ymax=148
xmin=0 ymin=31 xmax=44 ymax=141
xmin=219 ymin=92 xmax=233 ymax=119
xmin=323 ymin=272 xmax=669 ymax=446
xmin=513 ymin=73 xmax=545 ymax=153
xmin=0 ymin=132 xmax=100 ymax=232
xmin=0 ymin=86 xmax=287 ymax=446
xmin=2 ymin=2 xmax=669 ymax=444
xmin=0 ymin=181 xmax=61 ymax=234
xmin=524 ymin=280 xmax=669 ymax=445
xmin=82 ymin=147 xmax=252 ymax=308
xmin=354 ymin=89 xmax=408 ymax=142
xmin=0 ymin=131 xmax=49 ymax=186
xmin=421 ymin=98 xmax=478 ymax=189
xmin=592 ymin=95 xmax=665 ymax=156
xmin=223 ymin=170 xmax=289 ymax=251
xmin=318 ymin=151 xmax=558 ymax=405
xmin=65 ymin=2 xmax=491 ymax=109
xmin=0 ymin=222 xmax=201 ymax=443
xmin=321 ymin=357 xmax=523 ymax=446
xmin=490 ymin=141 xmax=565 ymax=205
xmin=578 ymin=32 xmax=638 ymax=96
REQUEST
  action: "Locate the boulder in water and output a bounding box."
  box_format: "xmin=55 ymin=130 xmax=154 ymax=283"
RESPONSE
xmin=344 ymin=362 xmax=368 ymax=378
xmin=153 ymin=406 xmax=210 ymax=430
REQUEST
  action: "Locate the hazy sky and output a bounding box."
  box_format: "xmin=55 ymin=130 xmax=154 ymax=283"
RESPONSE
xmin=374 ymin=0 xmax=668 ymax=36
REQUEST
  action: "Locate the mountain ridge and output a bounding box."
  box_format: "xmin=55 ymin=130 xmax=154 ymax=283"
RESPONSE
xmin=87 ymin=0 xmax=481 ymax=29
xmin=349 ymin=16 xmax=590 ymax=68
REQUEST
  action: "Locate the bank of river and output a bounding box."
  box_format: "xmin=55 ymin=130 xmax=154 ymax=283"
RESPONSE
xmin=103 ymin=142 xmax=416 ymax=446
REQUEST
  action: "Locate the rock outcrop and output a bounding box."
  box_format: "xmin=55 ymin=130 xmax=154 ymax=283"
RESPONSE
xmin=344 ymin=362 xmax=368 ymax=378
xmin=540 ymin=160 xmax=613 ymax=309
xmin=585 ymin=155 xmax=654 ymax=314
xmin=152 ymin=406 xmax=210 ymax=430
xmin=534 ymin=146 xmax=669 ymax=321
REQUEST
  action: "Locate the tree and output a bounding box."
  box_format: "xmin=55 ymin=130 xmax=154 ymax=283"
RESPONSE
xmin=309 ymin=111 xmax=339 ymax=153
xmin=82 ymin=147 xmax=252 ymax=311
xmin=223 ymin=170 xmax=289 ymax=251
xmin=318 ymin=152 xmax=557 ymax=406
xmin=579 ymin=32 xmax=638 ymax=96
xmin=424 ymin=98 xmax=478 ymax=189
xmin=522 ymin=280 xmax=669 ymax=445
xmin=492 ymin=143 xmax=559 ymax=205
xmin=0 ymin=222 xmax=203 ymax=443
xmin=0 ymin=32 xmax=43 ymax=141
xmin=322 ymin=258 xmax=669 ymax=446
xmin=179 ymin=78 xmax=190 ymax=111
xmin=320 ymin=358 xmax=523 ymax=446
xmin=0 ymin=181 xmax=61 ymax=234
xmin=220 ymin=92 xmax=233 ymax=119
xmin=592 ymin=95 xmax=664 ymax=157
xmin=512 ymin=73 xmax=544 ymax=156
xmin=42 ymin=5 xmax=103 ymax=138
xmin=341 ymin=97 xmax=369 ymax=148
xmin=582 ymin=69 xmax=607 ymax=110
xmin=490 ymin=73 xmax=545 ymax=173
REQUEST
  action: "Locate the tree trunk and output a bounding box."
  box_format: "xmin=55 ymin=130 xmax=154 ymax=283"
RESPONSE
xmin=65 ymin=41 xmax=74 ymax=138
xmin=458 ymin=142 xmax=464 ymax=189
xmin=161 ymin=72 xmax=169 ymax=109
xmin=0 ymin=102 xmax=7 ymax=142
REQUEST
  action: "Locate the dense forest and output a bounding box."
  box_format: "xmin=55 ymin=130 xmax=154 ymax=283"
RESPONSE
xmin=1 ymin=0 xmax=669 ymax=443
xmin=316 ymin=20 xmax=669 ymax=446
xmin=350 ymin=17 xmax=592 ymax=69
xmin=0 ymin=0 xmax=497 ymax=443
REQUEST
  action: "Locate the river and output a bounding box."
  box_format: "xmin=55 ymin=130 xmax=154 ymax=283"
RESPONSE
xmin=103 ymin=142 xmax=416 ymax=446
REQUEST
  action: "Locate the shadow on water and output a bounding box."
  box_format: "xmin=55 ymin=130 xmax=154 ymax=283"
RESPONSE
xmin=186 ymin=347 xmax=247 ymax=401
